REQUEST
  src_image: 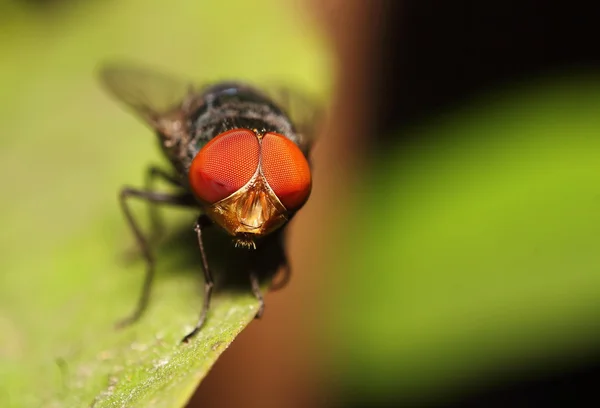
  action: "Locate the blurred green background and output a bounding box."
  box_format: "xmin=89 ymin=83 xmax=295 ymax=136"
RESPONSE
xmin=328 ymin=75 xmax=600 ymax=404
xmin=2 ymin=1 xmax=600 ymax=407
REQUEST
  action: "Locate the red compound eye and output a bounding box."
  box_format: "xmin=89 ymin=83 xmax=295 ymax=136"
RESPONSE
xmin=189 ymin=129 xmax=260 ymax=204
xmin=261 ymin=132 xmax=311 ymax=210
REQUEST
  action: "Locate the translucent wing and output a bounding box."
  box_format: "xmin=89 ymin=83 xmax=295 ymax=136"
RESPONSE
xmin=263 ymin=86 xmax=324 ymax=156
xmin=99 ymin=61 xmax=196 ymax=135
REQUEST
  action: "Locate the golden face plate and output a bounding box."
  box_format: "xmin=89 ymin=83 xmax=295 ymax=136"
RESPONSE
xmin=203 ymin=166 xmax=289 ymax=247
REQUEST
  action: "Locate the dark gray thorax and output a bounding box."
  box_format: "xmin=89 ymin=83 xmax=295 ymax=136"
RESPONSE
xmin=181 ymin=83 xmax=300 ymax=170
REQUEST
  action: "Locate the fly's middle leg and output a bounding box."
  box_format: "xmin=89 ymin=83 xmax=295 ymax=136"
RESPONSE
xmin=117 ymin=187 xmax=195 ymax=328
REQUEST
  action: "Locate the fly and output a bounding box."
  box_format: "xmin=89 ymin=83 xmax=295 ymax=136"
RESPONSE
xmin=99 ymin=62 xmax=319 ymax=343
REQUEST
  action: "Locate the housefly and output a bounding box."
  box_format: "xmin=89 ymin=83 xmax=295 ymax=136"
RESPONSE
xmin=99 ymin=62 xmax=319 ymax=342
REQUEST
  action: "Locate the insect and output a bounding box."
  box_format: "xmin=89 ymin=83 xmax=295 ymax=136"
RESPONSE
xmin=99 ymin=62 xmax=319 ymax=343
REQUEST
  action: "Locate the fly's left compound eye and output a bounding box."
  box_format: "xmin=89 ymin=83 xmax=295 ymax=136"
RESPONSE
xmin=189 ymin=129 xmax=261 ymax=204
xmin=261 ymin=132 xmax=312 ymax=210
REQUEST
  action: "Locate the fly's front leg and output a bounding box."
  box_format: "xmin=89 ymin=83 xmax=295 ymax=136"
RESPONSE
xmin=117 ymin=187 xmax=195 ymax=328
xmin=181 ymin=214 xmax=214 ymax=343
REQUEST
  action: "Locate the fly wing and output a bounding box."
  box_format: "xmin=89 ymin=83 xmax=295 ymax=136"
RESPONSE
xmin=263 ymin=86 xmax=324 ymax=157
xmin=99 ymin=61 xmax=197 ymax=136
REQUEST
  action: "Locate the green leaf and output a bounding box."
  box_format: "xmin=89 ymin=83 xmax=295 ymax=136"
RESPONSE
xmin=0 ymin=1 xmax=329 ymax=407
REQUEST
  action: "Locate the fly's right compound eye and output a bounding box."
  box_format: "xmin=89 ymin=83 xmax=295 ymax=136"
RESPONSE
xmin=261 ymin=132 xmax=312 ymax=211
xmin=189 ymin=129 xmax=260 ymax=204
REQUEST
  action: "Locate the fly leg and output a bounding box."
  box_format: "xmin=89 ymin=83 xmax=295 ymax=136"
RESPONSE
xmin=269 ymin=255 xmax=291 ymax=292
xmin=181 ymin=214 xmax=214 ymax=343
xmin=117 ymin=187 xmax=195 ymax=328
xmin=123 ymin=166 xmax=183 ymax=262
xmin=250 ymin=271 xmax=265 ymax=319
xmin=145 ymin=166 xmax=182 ymax=243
